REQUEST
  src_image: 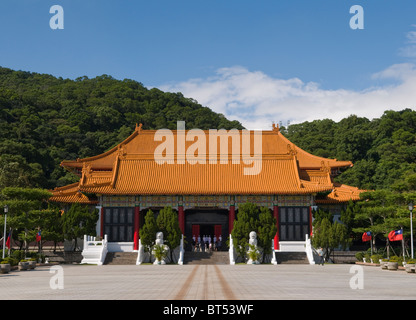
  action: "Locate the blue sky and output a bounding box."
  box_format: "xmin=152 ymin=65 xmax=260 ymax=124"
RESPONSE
xmin=1 ymin=0 xmax=416 ymax=129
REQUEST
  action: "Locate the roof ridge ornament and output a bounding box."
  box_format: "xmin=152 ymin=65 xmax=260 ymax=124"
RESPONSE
xmin=287 ymin=144 xmax=297 ymax=156
xmin=80 ymin=162 xmax=91 ymax=186
xmin=320 ymin=160 xmax=331 ymax=173
xmin=136 ymin=123 xmax=143 ymax=133
xmin=82 ymin=162 xmax=92 ymax=176
xmin=272 ymin=122 xmax=280 ymax=132
xmin=117 ymin=144 xmax=127 ymax=159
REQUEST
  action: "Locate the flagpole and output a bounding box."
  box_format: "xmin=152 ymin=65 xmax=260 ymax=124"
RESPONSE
xmin=2 ymin=205 xmax=8 ymax=259
xmin=409 ymin=203 xmax=414 ymax=259
xmin=401 ymin=228 xmax=405 ymax=262
xmin=370 ymin=235 xmax=373 ymax=255
xmin=7 ymin=228 xmax=11 ymax=257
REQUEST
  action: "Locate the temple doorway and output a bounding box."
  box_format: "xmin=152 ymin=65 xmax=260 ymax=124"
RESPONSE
xmin=185 ymin=209 xmax=228 ymax=251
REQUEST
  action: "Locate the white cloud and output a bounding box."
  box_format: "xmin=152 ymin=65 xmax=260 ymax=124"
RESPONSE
xmin=159 ymin=64 xmax=416 ymax=130
xmin=398 ymin=26 xmax=416 ymax=58
xmin=371 ymin=63 xmax=416 ymax=80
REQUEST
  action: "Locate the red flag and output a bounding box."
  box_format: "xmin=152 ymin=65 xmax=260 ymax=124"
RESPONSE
xmin=5 ymin=231 xmax=11 ymax=249
xmin=362 ymin=231 xmax=372 ymax=242
xmin=36 ymin=230 xmax=41 ymax=242
xmin=388 ymin=229 xmax=403 ymax=241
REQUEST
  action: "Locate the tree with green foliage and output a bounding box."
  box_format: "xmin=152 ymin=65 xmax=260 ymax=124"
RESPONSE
xmin=0 ymin=66 xmax=244 ymax=191
xmin=353 ymin=190 xmax=396 ymax=254
xmin=257 ymin=206 xmax=277 ymax=262
xmin=155 ymin=206 xmax=182 ymax=262
xmin=231 ymin=202 xmax=277 ymax=263
xmin=139 ymin=209 xmax=158 ymax=252
xmin=353 ymin=190 xmax=416 ymax=258
xmin=312 ymin=208 xmax=350 ymax=262
xmin=0 ymin=187 xmax=52 ymax=254
xmin=340 ymin=200 xmax=360 ymax=237
xmin=231 ymin=202 xmax=259 ymax=260
xmin=61 ymin=202 xmax=98 ymax=251
xmin=284 ymin=109 xmax=416 ymax=191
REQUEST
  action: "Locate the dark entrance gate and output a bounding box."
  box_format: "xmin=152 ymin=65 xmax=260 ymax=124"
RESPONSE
xmin=185 ymin=209 xmax=229 ymax=251
xmin=278 ymin=207 xmax=310 ymax=241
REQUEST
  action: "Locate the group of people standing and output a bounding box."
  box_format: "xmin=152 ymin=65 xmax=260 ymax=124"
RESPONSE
xmin=191 ymin=234 xmax=222 ymax=252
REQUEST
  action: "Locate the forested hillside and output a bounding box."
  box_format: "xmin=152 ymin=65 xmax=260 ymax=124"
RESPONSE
xmin=0 ymin=67 xmax=243 ymax=190
xmin=282 ymin=109 xmax=416 ymax=191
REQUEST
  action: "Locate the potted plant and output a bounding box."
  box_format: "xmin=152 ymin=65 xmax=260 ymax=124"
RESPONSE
xmin=0 ymin=261 xmax=11 ymax=274
xmin=152 ymin=244 xmax=167 ymax=265
xmin=355 ymin=252 xmax=364 ymax=262
xmin=18 ymin=259 xmax=29 ymax=271
xmin=387 ymin=256 xmax=399 ymax=270
xmin=405 ymin=259 xmax=416 ymax=273
xmin=27 ymin=258 xmax=36 ymax=270
xmin=370 ymin=254 xmax=379 ymax=264
xmin=380 ymin=258 xmax=388 ymax=269
xmin=247 ymin=244 xmax=261 ymax=264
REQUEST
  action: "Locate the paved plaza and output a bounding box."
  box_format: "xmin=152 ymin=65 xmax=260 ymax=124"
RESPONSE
xmin=1 ymin=263 xmax=416 ymax=300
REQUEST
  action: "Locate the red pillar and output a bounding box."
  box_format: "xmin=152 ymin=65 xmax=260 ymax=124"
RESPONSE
xmin=273 ymin=205 xmax=279 ymax=250
xmin=178 ymin=206 xmax=185 ymax=234
xmin=133 ymin=206 xmax=140 ymax=251
xmin=229 ymin=205 xmax=235 ymax=234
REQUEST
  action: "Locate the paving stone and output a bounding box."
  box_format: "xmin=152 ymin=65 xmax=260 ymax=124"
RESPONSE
xmin=1 ymin=264 xmax=415 ymax=300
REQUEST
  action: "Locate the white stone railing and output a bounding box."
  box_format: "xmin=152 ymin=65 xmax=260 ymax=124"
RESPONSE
xmin=136 ymin=239 xmax=144 ymax=265
xmin=271 ymin=239 xmax=277 ymax=265
xmin=81 ymin=234 xmax=108 ymax=265
xmin=229 ymin=234 xmax=236 ymax=265
xmin=178 ymin=234 xmax=184 ymax=265
xmin=305 ymin=234 xmax=316 ymax=265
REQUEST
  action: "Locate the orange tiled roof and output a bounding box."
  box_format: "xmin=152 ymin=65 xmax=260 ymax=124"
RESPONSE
xmin=299 ymin=169 xmax=332 ymax=186
xmin=61 ymin=124 xmax=353 ymax=172
xmin=77 ymin=154 xmax=333 ymax=195
xmin=53 ymin=124 xmax=361 ymax=201
xmin=49 ymin=182 xmax=98 ymax=204
xmin=315 ymin=182 xmax=364 ymax=204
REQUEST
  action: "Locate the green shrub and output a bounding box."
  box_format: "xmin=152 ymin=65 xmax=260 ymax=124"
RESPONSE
xmin=247 ymin=244 xmax=261 ymax=262
xmin=371 ymin=254 xmax=382 ymax=262
xmin=152 ymin=244 xmax=167 ymax=263
xmin=1 ymin=257 xmax=18 ymax=266
xmin=389 ymin=256 xmax=399 ymax=262
xmin=355 ymin=252 xmax=364 ymax=261
xmin=10 ymin=250 xmax=25 ymax=261
xmin=406 ymin=258 xmax=416 ymax=264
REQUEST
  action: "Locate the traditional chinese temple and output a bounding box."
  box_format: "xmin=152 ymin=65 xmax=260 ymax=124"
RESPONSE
xmin=50 ymin=123 xmax=363 ymax=253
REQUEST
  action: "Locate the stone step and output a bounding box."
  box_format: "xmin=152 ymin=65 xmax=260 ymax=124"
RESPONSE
xmin=104 ymin=252 xmax=137 ymax=265
xmin=184 ymin=251 xmax=229 ymax=265
xmin=275 ymin=252 xmax=309 ymax=264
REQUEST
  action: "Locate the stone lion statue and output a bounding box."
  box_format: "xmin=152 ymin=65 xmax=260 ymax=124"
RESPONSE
xmin=249 ymin=231 xmax=258 ymax=247
xmin=153 ymin=232 xmax=168 ymax=265
xmin=155 ymin=231 xmax=164 ymax=245
xmin=247 ymin=231 xmax=260 ymax=264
